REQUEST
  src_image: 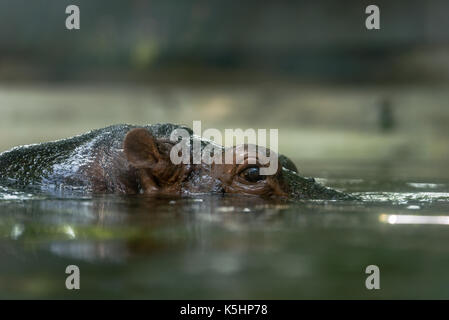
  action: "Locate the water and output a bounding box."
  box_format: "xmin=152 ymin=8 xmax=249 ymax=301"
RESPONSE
xmin=1 ymin=161 xmax=449 ymax=299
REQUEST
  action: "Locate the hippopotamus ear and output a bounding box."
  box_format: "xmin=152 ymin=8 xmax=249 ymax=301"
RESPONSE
xmin=123 ymin=128 xmax=161 ymax=168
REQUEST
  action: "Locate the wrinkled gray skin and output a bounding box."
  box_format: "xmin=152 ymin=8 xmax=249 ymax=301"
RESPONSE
xmin=0 ymin=124 xmax=351 ymax=200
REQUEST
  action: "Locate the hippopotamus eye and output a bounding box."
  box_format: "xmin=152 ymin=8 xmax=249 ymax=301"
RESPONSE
xmin=241 ymin=166 xmax=266 ymax=183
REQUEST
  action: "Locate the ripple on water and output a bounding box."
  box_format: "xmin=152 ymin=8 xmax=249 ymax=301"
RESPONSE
xmin=356 ymin=192 xmax=449 ymax=204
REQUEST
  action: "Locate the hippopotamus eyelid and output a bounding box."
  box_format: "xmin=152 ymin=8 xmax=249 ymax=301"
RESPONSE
xmin=236 ymin=162 xmax=261 ymax=175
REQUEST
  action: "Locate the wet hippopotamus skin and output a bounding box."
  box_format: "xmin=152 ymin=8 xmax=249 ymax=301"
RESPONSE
xmin=0 ymin=124 xmax=351 ymax=200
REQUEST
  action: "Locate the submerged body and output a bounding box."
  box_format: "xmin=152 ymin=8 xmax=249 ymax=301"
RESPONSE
xmin=0 ymin=124 xmax=350 ymax=200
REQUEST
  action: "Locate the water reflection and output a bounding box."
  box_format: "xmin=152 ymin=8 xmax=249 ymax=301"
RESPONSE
xmin=0 ymin=194 xmax=292 ymax=263
xmin=1 ymin=175 xmax=449 ymax=298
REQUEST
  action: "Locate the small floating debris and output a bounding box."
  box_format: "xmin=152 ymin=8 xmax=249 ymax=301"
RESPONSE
xmin=406 ymin=205 xmax=421 ymax=210
xmin=243 ymin=208 xmax=251 ymax=213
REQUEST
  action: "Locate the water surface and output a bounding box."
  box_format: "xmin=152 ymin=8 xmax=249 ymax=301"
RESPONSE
xmin=1 ymin=161 xmax=449 ymax=299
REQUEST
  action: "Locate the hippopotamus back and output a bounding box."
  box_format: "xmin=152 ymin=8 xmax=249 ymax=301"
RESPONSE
xmin=0 ymin=124 xmax=187 ymax=193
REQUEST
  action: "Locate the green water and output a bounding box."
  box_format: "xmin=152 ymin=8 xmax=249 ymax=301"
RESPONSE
xmin=1 ymin=161 xmax=449 ymax=299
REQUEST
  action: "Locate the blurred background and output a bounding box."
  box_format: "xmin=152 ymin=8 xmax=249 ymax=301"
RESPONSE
xmin=2 ymin=0 xmax=449 ymax=300
xmin=1 ymin=0 xmax=448 ymax=178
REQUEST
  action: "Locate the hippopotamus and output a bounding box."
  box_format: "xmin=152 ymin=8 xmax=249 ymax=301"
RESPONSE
xmin=0 ymin=124 xmax=351 ymax=200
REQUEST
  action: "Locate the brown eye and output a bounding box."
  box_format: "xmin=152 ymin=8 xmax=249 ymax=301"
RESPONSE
xmin=241 ymin=166 xmax=265 ymax=183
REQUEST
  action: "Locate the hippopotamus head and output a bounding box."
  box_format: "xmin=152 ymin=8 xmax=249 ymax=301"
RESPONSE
xmin=123 ymin=128 xmax=349 ymax=200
